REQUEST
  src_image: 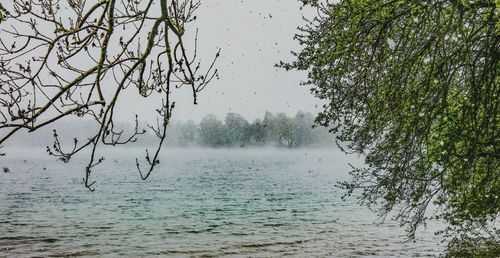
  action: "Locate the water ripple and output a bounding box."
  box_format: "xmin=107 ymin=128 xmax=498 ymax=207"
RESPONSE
xmin=0 ymin=148 xmax=444 ymax=257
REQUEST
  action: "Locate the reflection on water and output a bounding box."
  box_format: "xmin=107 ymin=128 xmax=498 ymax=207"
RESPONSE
xmin=0 ymin=148 xmax=444 ymax=257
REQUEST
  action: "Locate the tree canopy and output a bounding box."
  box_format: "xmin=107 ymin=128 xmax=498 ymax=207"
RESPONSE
xmin=0 ymin=0 xmax=219 ymax=190
xmin=170 ymin=111 xmax=331 ymax=148
xmin=284 ymin=0 xmax=499 ymax=255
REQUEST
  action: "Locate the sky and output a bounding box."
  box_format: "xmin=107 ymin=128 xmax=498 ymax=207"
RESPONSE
xmin=144 ymin=0 xmax=322 ymax=123
xmin=1 ymin=0 xmax=323 ymax=126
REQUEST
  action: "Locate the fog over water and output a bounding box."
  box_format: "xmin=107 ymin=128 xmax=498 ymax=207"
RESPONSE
xmin=0 ymin=148 xmax=445 ymax=257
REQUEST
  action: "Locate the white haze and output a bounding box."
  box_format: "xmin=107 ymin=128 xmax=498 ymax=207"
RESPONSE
xmin=115 ymin=0 xmax=322 ymax=123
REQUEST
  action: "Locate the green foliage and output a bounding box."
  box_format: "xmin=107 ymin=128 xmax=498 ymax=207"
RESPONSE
xmin=225 ymin=113 xmax=251 ymax=147
xmin=293 ymin=112 xmax=316 ymax=147
xmin=166 ymin=112 xmax=332 ymax=148
xmin=283 ymin=0 xmax=499 ymax=254
xmin=0 ymin=4 xmax=5 ymax=23
xmin=445 ymin=235 xmax=500 ymax=257
xmin=273 ymin=113 xmax=297 ymax=147
xmin=198 ymin=114 xmax=229 ymax=147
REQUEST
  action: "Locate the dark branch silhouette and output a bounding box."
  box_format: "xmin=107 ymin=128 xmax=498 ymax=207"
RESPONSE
xmin=0 ymin=0 xmax=220 ymax=190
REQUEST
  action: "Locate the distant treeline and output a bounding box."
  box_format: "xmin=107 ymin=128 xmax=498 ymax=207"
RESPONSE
xmin=161 ymin=112 xmax=333 ymax=148
xmin=6 ymin=112 xmax=334 ymax=148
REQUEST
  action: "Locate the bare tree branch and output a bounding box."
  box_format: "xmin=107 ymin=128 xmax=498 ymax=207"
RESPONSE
xmin=0 ymin=0 xmax=220 ymax=190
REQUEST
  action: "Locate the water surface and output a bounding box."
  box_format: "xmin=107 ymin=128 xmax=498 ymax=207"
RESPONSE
xmin=0 ymin=148 xmax=444 ymax=257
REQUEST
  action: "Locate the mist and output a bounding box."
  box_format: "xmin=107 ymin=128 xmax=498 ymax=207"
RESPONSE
xmin=113 ymin=0 xmax=322 ymax=123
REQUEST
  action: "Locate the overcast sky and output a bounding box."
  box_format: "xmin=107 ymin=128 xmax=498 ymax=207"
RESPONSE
xmin=2 ymin=0 xmax=322 ymax=125
xmin=149 ymin=0 xmax=322 ymax=123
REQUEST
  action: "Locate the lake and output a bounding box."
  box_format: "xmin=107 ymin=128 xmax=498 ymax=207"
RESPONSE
xmin=0 ymin=148 xmax=444 ymax=257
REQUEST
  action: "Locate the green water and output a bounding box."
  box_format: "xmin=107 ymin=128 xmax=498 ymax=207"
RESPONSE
xmin=0 ymin=148 xmax=443 ymax=257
